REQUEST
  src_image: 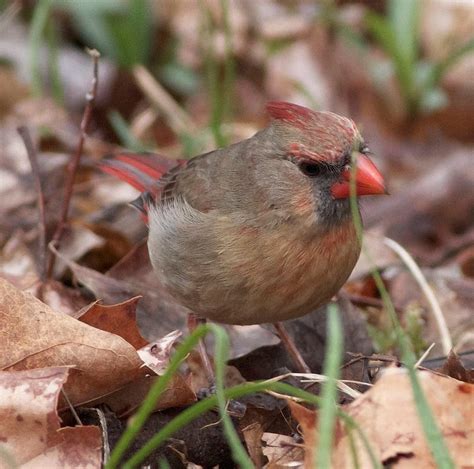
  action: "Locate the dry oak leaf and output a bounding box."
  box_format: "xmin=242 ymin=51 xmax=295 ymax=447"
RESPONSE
xmin=0 ymin=278 xmax=143 ymax=406
xmin=76 ymin=296 xmax=147 ymax=349
xmin=0 ymin=367 xmax=68 ymax=466
xmin=291 ymin=367 xmax=474 ymax=468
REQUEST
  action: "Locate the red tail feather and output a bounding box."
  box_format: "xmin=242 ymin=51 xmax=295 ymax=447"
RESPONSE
xmin=99 ymin=152 xmax=183 ymax=193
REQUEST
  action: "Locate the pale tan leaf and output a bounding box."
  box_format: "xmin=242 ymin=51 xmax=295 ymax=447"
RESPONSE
xmin=22 ymin=426 xmax=102 ymax=469
xmin=0 ymin=367 xmax=68 ymax=465
xmin=0 ymin=278 xmax=143 ymax=406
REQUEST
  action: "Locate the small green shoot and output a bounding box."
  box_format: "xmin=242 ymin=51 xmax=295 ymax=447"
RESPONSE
xmin=365 ymin=0 xmax=474 ymax=118
xmin=316 ymin=304 xmax=343 ymax=468
xmin=59 ymin=0 xmax=152 ymax=69
xmin=107 ymin=110 xmax=149 ymax=152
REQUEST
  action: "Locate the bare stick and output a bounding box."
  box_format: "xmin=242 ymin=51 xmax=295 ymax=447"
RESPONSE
xmin=274 ymin=322 xmax=311 ymax=374
xmin=46 ymin=48 xmax=100 ymax=278
xmin=342 ymin=292 xmax=404 ymax=313
xmin=17 ymin=126 xmax=47 ymax=281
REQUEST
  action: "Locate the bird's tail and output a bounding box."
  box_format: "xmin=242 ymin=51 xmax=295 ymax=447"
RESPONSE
xmin=99 ymin=152 xmax=183 ymax=221
xmin=99 ymin=152 xmax=180 ymax=193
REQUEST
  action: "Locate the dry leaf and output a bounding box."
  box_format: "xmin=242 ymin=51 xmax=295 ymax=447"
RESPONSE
xmin=291 ymin=368 xmax=474 ymax=468
xmin=0 ymin=278 xmax=143 ymax=406
xmin=262 ymin=432 xmax=304 ymax=468
xmin=90 ymin=331 xmax=196 ymax=417
xmin=77 ymin=296 xmax=147 ymax=349
xmin=138 ymin=330 xmax=182 ymax=374
xmin=22 ymin=426 xmax=102 ymax=469
xmin=0 ymin=367 xmax=69 ymax=465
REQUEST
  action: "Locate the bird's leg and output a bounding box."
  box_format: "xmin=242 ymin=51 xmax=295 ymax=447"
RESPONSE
xmin=274 ymin=322 xmax=311 ymax=374
xmin=187 ymin=313 xmax=215 ymax=384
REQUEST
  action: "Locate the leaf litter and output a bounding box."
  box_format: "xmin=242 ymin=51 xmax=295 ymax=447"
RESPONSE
xmin=0 ymin=1 xmax=473 ymax=467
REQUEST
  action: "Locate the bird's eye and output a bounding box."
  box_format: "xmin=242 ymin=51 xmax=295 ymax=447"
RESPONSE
xmin=299 ymin=162 xmax=322 ymax=177
xmin=360 ymin=143 xmax=370 ymax=154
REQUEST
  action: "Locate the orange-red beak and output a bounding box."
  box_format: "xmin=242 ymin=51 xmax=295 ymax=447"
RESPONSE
xmin=331 ymin=153 xmax=386 ymax=199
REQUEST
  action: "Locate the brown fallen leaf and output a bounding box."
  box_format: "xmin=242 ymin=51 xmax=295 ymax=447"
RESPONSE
xmin=291 ymin=367 xmax=474 ymax=468
xmin=0 ymin=367 xmax=69 ymax=465
xmin=439 ymin=350 xmax=474 ymax=384
xmin=22 ymin=426 xmax=102 ymax=469
xmin=287 ymin=401 xmax=318 ymax=468
xmin=53 ymin=242 xmax=188 ymax=341
xmin=88 ymin=330 xmax=196 ymax=418
xmin=76 ymin=296 xmax=148 ymax=349
xmin=0 ymin=278 xmax=143 ymax=406
xmin=261 ymin=432 xmax=304 ymax=468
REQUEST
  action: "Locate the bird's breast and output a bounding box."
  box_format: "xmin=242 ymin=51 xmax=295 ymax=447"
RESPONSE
xmin=148 ymin=202 xmax=360 ymax=325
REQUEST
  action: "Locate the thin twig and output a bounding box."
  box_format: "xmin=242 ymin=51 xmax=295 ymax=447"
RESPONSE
xmin=274 ymin=322 xmax=311 ymax=374
xmin=61 ymin=389 xmax=83 ymax=426
xmin=383 ymin=237 xmax=452 ymax=355
xmin=46 ymin=48 xmax=100 ymax=279
xmin=342 ymin=292 xmax=404 ymax=313
xmin=17 ymin=126 xmax=47 ymax=282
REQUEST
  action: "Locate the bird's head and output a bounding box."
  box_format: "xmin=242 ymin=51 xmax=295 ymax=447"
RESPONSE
xmin=265 ymin=101 xmax=386 ymax=225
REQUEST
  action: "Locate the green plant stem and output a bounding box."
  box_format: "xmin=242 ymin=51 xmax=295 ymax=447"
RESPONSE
xmin=201 ymin=0 xmax=233 ymax=147
xmin=106 ymin=324 xmax=252 ymax=469
xmin=316 ymin=304 xmax=343 ymax=468
xmin=45 ymin=18 xmax=64 ymax=104
xmin=348 ymin=152 xmax=454 ymax=468
xmin=29 ymin=0 xmax=54 ymax=96
xmin=123 ymin=380 xmax=382 ymax=469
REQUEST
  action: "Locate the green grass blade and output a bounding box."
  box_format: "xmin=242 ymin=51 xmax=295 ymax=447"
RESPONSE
xmin=45 ymin=18 xmax=64 ymax=104
xmin=108 ymin=110 xmax=148 ymax=152
xmin=123 ymin=379 xmax=381 ymax=469
xmin=29 ymin=0 xmax=54 ymax=96
xmin=348 ymin=152 xmax=454 ymax=468
xmin=208 ymin=323 xmax=253 ymax=468
xmin=315 ymin=304 xmax=343 ymax=468
xmin=388 ymin=0 xmax=419 ymax=70
xmin=105 ymin=325 xmax=209 ymax=469
xmin=428 ymin=37 xmax=474 ymax=89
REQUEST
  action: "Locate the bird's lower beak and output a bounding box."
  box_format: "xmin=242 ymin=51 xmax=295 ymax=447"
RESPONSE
xmin=331 ymin=152 xmax=387 ymax=199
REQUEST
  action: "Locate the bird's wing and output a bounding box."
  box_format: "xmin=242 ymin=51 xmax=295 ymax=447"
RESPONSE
xmin=99 ymin=150 xmax=222 ymax=216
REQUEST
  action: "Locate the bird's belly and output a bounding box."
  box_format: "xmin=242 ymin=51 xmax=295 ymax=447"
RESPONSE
xmin=149 ymin=209 xmax=360 ymax=325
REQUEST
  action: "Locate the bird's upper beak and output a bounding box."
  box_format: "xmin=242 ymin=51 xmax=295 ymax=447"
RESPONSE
xmin=331 ymin=152 xmax=386 ymax=199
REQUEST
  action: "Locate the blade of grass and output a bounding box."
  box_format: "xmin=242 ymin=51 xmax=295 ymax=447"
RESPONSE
xmin=108 ymin=110 xmax=148 ymax=152
xmin=200 ymin=0 xmax=233 ymax=147
xmin=316 ymin=304 xmax=343 ymax=469
xmin=388 ymin=0 xmax=419 ymax=72
xmin=45 ymin=18 xmax=64 ymax=104
xmin=122 ymin=379 xmax=382 ymax=469
xmin=427 ymin=37 xmax=474 ymax=90
xmin=348 ymin=152 xmax=454 ymax=468
xmin=107 ymin=323 xmax=252 ymax=469
xmin=29 ymin=0 xmax=53 ymax=96
xmin=209 ymin=323 xmax=253 ymax=468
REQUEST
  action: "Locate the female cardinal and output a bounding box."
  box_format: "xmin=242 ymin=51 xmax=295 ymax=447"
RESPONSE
xmin=101 ymin=102 xmax=385 ymax=374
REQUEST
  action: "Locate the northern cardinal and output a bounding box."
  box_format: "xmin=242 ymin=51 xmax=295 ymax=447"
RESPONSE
xmin=101 ymin=102 xmax=385 ymax=374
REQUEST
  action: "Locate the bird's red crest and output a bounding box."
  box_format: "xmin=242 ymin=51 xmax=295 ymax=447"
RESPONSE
xmin=266 ymin=102 xmax=315 ymax=130
xmin=266 ymin=101 xmax=360 ymax=164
